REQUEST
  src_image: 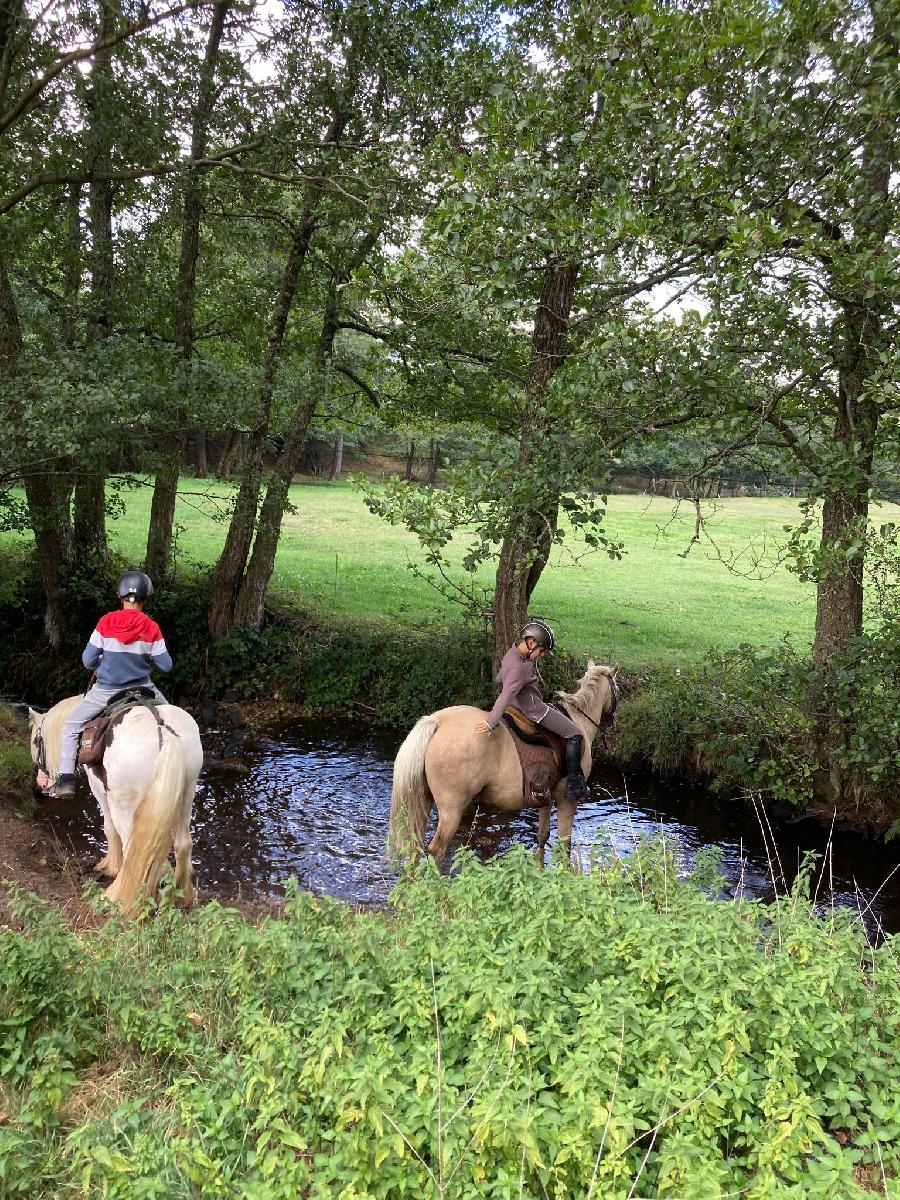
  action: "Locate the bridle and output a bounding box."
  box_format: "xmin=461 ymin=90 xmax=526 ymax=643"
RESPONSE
xmin=564 ymin=672 xmax=619 ymax=740
xmin=32 ymin=717 xmax=48 ymax=775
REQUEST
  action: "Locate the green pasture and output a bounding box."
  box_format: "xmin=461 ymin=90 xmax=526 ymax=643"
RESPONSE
xmin=10 ymin=479 xmax=899 ymax=670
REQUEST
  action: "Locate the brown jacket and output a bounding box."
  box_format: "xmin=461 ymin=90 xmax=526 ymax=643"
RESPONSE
xmin=485 ymin=644 xmax=548 ymax=730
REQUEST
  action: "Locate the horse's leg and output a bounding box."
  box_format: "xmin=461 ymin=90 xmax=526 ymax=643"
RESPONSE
xmin=535 ymin=805 xmax=551 ymax=867
xmin=90 ymin=782 xmax=122 ymax=878
xmin=556 ymin=799 xmax=577 ymax=867
xmin=173 ymin=784 xmax=196 ymax=906
xmin=426 ymin=794 xmax=466 ymax=868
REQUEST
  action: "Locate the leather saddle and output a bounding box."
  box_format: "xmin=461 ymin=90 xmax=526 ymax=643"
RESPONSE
xmin=78 ymin=687 xmax=163 ymax=767
xmin=501 ymin=705 xmax=566 ymax=807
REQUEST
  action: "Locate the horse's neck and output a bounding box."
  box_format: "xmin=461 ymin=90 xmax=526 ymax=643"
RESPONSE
xmin=566 ymin=678 xmax=610 ymax=738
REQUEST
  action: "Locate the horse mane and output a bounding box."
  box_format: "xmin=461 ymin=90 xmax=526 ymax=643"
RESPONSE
xmin=34 ymin=695 xmax=82 ymax=777
xmin=556 ymin=660 xmax=616 ymax=713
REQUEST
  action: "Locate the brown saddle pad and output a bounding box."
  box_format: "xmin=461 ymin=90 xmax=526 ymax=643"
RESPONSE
xmin=501 ymin=706 xmax=565 ymax=807
xmin=78 ymin=715 xmax=112 ymax=765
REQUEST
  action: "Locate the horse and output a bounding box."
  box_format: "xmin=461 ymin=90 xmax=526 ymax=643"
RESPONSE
xmin=388 ymin=661 xmax=618 ymax=866
xmin=28 ymin=695 xmax=203 ymax=911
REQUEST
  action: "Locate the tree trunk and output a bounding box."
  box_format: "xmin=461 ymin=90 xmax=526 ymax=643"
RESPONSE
xmin=234 ymin=283 xmax=349 ymax=628
xmin=208 ymin=211 xmax=318 ymax=638
xmin=216 ymin=428 xmax=237 ymax=477
xmin=207 ymin=44 xmax=362 ymax=638
xmin=234 ymin=400 xmax=317 ymax=628
xmin=145 ymin=1 xmax=228 ymax=581
xmin=74 ymin=0 xmax=121 ymax=565
xmin=492 ymin=259 xmax=579 ymax=663
xmin=426 ymin=438 xmax=441 ymax=486
xmin=404 ymin=439 xmax=416 ymax=481
xmin=329 ymin=429 xmax=344 ymax=480
xmin=808 ymin=3 xmax=894 ymax=807
xmin=59 ymin=183 xmax=81 ymax=348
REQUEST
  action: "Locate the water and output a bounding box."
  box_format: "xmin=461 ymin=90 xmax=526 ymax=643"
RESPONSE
xmin=35 ymin=718 xmax=900 ymax=933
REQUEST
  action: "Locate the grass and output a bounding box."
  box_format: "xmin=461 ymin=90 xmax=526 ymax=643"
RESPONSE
xmin=10 ymin=476 xmax=899 ymax=671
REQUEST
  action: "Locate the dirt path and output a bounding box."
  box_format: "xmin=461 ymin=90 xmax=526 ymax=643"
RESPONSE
xmin=0 ymin=794 xmax=284 ymax=930
xmin=0 ymin=796 xmax=101 ymax=930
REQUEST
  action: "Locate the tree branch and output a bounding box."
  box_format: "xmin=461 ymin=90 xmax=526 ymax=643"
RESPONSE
xmin=0 ymin=0 xmax=225 ymax=136
xmin=333 ymin=363 xmax=380 ymax=407
xmin=0 ymin=139 xmax=262 ymax=215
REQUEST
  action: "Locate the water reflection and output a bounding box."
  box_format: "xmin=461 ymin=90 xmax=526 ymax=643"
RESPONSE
xmin=35 ymin=719 xmax=900 ymax=934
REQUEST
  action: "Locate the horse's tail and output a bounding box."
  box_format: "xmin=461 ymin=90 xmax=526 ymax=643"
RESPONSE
xmin=106 ymin=733 xmax=188 ymax=912
xmin=388 ymin=714 xmax=439 ymax=861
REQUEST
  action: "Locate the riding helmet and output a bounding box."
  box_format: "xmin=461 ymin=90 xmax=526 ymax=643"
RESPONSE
xmin=521 ymin=618 xmax=555 ymax=652
xmin=116 ymin=569 xmax=154 ymax=601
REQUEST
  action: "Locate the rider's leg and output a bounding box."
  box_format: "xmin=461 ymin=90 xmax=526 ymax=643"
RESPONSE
xmin=53 ymin=685 xmax=119 ymax=796
xmin=536 ymin=707 xmax=589 ymax=802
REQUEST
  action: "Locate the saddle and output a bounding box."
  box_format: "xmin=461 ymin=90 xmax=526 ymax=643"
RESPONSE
xmin=78 ymin=687 xmax=166 ymax=767
xmin=501 ymin=705 xmax=566 ymax=807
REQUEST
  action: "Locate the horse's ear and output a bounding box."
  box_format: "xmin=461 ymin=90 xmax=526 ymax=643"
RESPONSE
xmin=27 ymin=707 xmax=40 ymax=726
xmin=611 ymin=665 xmax=620 ymax=679
xmin=587 ymin=658 xmax=596 ymax=669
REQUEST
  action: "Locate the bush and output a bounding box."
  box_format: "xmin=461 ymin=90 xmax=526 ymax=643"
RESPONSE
xmin=0 ymin=705 xmax=33 ymax=805
xmin=613 ymin=634 xmax=900 ymax=821
xmin=1 ymin=848 xmax=898 ymax=1198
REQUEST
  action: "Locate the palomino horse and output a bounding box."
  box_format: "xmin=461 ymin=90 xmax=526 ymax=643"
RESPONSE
xmin=388 ymin=661 xmax=618 ymax=866
xmin=29 ymin=696 xmax=203 ymax=910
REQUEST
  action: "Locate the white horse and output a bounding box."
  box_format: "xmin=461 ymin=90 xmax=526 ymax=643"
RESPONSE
xmin=29 ymin=696 xmax=203 ymax=911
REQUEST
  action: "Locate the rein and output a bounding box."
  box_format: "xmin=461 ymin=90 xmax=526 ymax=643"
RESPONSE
xmin=563 ymin=674 xmax=619 ymax=742
xmin=33 ymin=722 xmax=48 ymax=774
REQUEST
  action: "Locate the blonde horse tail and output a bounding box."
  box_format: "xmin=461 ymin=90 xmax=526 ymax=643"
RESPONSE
xmin=106 ymin=734 xmax=186 ymax=912
xmin=388 ymin=714 xmax=439 ymax=861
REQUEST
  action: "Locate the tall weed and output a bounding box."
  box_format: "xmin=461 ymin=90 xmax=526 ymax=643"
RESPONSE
xmin=1 ymin=848 xmax=898 ymax=1197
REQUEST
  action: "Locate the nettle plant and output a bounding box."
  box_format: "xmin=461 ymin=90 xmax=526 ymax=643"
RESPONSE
xmin=2 ymin=843 xmax=899 ymax=1199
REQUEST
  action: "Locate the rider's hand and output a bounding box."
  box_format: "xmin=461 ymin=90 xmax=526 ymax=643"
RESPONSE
xmin=475 ymin=720 xmax=492 ymax=734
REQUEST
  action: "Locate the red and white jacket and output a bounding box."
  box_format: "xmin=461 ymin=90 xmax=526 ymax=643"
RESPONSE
xmin=82 ymin=609 xmax=172 ymax=688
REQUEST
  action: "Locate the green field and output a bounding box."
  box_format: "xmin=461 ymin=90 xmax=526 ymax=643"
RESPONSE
xmin=114 ymin=479 xmax=827 ymax=670
xmin=11 ymin=479 xmax=897 ymax=670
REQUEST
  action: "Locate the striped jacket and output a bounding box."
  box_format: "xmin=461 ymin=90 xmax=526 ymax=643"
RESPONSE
xmin=82 ymin=609 xmax=172 ymax=689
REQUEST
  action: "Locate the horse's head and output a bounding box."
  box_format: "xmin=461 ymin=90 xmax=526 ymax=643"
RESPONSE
xmin=559 ymin=661 xmax=619 ymax=738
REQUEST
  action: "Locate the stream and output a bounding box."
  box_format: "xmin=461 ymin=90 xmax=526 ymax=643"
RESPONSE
xmin=33 ymin=717 xmax=900 ymax=935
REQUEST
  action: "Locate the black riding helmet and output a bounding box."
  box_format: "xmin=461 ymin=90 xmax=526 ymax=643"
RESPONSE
xmin=520 ymin=618 xmax=555 ymax=653
xmin=116 ymin=569 xmax=154 ymax=601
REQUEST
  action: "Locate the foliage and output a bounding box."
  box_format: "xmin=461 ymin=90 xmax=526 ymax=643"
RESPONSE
xmin=1 ymin=848 xmax=899 ymax=1197
xmin=0 ymin=703 xmax=32 ymax=806
xmin=614 ymin=635 xmax=900 ymax=819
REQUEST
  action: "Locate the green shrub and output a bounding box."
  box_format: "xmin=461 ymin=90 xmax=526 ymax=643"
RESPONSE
xmin=0 ymin=705 xmax=33 ymax=805
xmin=613 ymin=634 xmax=900 ymax=819
xmin=1 ymin=848 xmax=898 ymax=1197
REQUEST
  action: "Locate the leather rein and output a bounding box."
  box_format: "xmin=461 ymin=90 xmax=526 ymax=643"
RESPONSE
xmin=563 ymin=673 xmax=619 ymax=737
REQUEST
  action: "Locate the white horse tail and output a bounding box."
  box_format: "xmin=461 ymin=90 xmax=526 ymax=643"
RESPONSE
xmin=106 ymin=734 xmax=188 ymax=912
xmin=388 ymin=714 xmax=439 ymax=860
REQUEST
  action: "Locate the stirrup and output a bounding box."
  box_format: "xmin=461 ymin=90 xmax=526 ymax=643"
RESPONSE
xmin=46 ymin=773 xmax=77 ymax=798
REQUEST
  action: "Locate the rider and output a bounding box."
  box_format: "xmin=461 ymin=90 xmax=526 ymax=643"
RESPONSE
xmin=475 ymin=618 xmax=589 ymax=803
xmin=46 ymin=570 xmax=171 ymax=798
